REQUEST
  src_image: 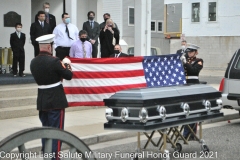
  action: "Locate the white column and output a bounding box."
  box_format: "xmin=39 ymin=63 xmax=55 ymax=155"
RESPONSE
xmin=97 ymin=0 xmax=103 ymax=24
xmin=65 ymin=0 xmax=77 ymax=25
xmin=134 ymin=0 xmax=151 ymax=56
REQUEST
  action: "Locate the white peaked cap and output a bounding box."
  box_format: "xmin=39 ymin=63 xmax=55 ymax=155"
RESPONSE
xmin=186 ymin=43 xmax=200 ymax=50
xmin=36 ymin=34 xmax=55 ymax=44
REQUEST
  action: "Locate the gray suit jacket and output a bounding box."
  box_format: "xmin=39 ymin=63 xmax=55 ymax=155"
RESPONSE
xmin=82 ymin=21 xmax=100 ymax=46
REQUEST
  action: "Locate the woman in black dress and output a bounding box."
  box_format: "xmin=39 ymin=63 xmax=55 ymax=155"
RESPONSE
xmin=99 ymin=19 xmax=119 ymax=58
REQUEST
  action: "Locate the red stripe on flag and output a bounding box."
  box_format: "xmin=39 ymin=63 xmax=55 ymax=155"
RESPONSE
xmin=64 ymin=83 xmax=147 ymax=94
xmin=70 ymin=56 xmax=143 ymax=64
xmin=68 ymin=101 xmax=105 ymax=106
xmin=72 ymin=70 xmax=144 ymax=79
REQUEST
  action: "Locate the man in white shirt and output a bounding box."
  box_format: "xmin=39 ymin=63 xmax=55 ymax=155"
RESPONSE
xmin=53 ymin=13 xmax=79 ymax=60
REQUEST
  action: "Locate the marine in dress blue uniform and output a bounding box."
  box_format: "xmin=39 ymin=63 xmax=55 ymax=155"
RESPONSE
xmin=180 ymin=43 xmax=203 ymax=139
xmin=30 ymin=34 xmax=73 ymax=159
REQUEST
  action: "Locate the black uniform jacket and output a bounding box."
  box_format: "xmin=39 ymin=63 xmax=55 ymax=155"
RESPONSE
xmin=184 ymin=57 xmax=203 ymax=84
xmin=30 ymin=52 xmax=73 ymax=111
xmin=10 ymin=32 xmax=26 ymax=55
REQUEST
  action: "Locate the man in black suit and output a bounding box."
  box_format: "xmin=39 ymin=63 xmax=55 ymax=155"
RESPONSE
xmin=176 ymin=40 xmax=187 ymax=56
xmin=82 ymin=11 xmax=100 ymax=58
xmin=34 ymin=2 xmax=56 ymax=33
xmin=31 ymin=11 xmax=52 ymax=57
xmin=10 ymin=23 xmax=26 ymax=77
xmin=110 ymin=44 xmax=128 ymax=58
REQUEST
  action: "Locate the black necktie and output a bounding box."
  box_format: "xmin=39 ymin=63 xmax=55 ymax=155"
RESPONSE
xmin=65 ymin=25 xmax=73 ymax=40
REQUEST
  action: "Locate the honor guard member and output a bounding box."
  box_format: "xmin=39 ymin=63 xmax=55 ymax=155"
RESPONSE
xmin=30 ymin=34 xmax=73 ymax=158
xmin=180 ymin=43 xmax=203 ymax=140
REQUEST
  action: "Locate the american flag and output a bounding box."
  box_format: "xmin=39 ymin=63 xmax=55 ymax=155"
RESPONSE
xmin=63 ymin=54 xmax=186 ymax=106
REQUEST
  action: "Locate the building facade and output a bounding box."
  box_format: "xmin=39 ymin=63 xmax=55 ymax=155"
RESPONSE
xmin=165 ymin=0 xmax=240 ymax=70
xmin=0 ymin=0 xmax=171 ymax=73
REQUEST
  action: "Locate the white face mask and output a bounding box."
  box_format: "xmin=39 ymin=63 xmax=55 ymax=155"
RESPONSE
xmin=16 ymin=28 xmax=22 ymax=32
xmin=45 ymin=8 xmax=49 ymax=13
xmin=181 ymin=45 xmax=186 ymax=49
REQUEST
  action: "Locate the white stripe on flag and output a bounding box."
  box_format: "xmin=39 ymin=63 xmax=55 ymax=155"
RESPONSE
xmin=71 ymin=62 xmax=143 ymax=72
xmin=66 ymin=93 xmax=114 ymax=102
xmin=63 ymin=76 xmax=146 ymax=87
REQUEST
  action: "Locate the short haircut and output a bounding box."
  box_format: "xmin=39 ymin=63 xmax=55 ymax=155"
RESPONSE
xmin=43 ymin=2 xmax=50 ymax=7
xmin=37 ymin=11 xmax=45 ymax=16
xmin=62 ymin=13 xmax=69 ymax=18
xmin=103 ymin=13 xmax=110 ymax=17
xmin=182 ymin=40 xmax=187 ymax=43
xmin=15 ymin=23 xmax=22 ymax=27
xmin=114 ymin=44 xmax=121 ymax=49
xmin=87 ymin=11 xmax=95 ymax=17
xmin=79 ymin=30 xmax=88 ymax=36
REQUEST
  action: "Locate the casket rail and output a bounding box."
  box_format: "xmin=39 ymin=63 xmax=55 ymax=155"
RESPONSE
xmin=103 ymin=84 xmax=223 ymax=131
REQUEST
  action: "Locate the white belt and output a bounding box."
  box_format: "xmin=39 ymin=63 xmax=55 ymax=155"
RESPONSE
xmin=187 ymin=76 xmax=198 ymax=79
xmin=38 ymin=81 xmax=62 ymax=89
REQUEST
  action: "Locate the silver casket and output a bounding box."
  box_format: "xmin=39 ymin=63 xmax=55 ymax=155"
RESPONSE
xmin=104 ymin=84 xmax=223 ymax=131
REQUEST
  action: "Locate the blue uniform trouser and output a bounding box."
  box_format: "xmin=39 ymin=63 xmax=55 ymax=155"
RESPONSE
xmin=183 ymin=123 xmax=197 ymax=138
xmin=39 ymin=109 xmax=65 ymax=160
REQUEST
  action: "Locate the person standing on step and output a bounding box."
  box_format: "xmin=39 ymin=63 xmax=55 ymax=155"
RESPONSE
xmin=53 ymin=13 xmax=79 ymax=60
xmin=10 ymin=23 xmax=26 ymax=77
xmin=82 ymin=11 xmax=100 ymax=58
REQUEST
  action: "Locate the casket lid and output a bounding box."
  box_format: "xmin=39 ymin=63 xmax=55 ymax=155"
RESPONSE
xmin=104 ymin=84 xmax=221 ymax=107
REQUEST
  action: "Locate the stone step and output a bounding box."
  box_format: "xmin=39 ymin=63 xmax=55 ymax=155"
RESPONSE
xmin=0 ymin=105 xmax=104 ymax=120
xmin=0 ymin=96 xmax=37 ymax=108
xmin=0 ymin=84 xmax=38 ymax=98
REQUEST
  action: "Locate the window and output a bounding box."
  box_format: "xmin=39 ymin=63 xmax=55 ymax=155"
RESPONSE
xmin=209 ymin=2 xmax=217 ymax=21
xmin=151 ymin=20 xmax=156 ymax=32
xmin=128 ymin=7 xmax=134 ymax=26
xmin=157 ymin=21 xmax=163 ymax=33
xmin=192 ymin=3 xmax=200 ymax=22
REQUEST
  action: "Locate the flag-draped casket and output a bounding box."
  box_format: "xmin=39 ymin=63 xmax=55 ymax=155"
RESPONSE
xmin=63 ymin=54 xmax=186 ymax=106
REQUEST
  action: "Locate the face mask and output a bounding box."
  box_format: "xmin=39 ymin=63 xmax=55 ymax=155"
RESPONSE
xmin=181 ymin=45 xmax=186 ymax=49
xmin=45 ymin=8 xmax=49 ymax=13
xmin=80 ymin=38 xmax=86 ymax=42
xmin=16 ymin=28 xmax=22 ymax=32
xmin=89 ymin=16 xmax=94 ymax=20
xmin=114 ymin=50 xmax=120 ymax=54
xmin=104 ymin=18 xmax=108 ymax=22
xmin=65 ymin=18 xmax=70 ymax=24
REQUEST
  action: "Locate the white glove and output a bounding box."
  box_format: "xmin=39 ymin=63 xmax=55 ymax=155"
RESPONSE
xmin=180 ymin=55 xmax=187 ymax=64
xmin=62 ymin=57 xmax=71 ymax=64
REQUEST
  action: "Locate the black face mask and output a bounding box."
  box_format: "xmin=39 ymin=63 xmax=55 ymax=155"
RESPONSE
xmin=80 ymin=38 xmax=86 ymax=42
xmin=114 ymin=50 xmax=120 ymax=54
xmin=89 ymin=16 xmax=94 ymax=20
xmin=104 ymin=18 xmax=109 ymax=22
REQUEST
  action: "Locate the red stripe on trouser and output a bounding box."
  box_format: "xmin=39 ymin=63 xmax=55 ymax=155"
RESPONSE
xmin=56 ymin=109 xmax=64 ymax=160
